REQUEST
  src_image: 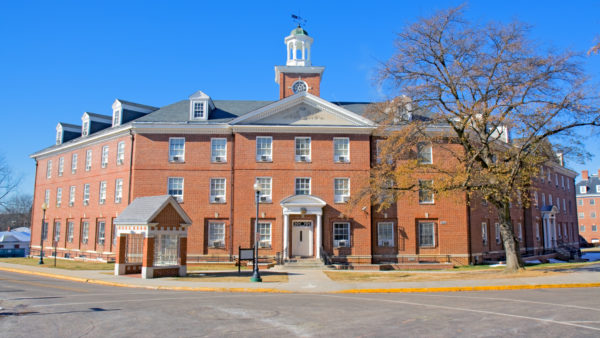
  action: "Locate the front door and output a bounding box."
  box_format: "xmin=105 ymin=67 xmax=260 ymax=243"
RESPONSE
xmin=292 ymin=221 xmax=313 ymax=257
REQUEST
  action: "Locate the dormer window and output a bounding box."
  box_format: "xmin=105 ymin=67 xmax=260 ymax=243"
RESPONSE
xmin=193 ymin=102 xmax=205 ymax=119
xmin=113 ymin=109 xmax=121 ymax=126
xmin=56 ymin=125 xmax=63 ymax=145
xmin=82 ymin=119 xmax=89 ymax=137
xmin=188 ymin=90 xmax=214 ymax=121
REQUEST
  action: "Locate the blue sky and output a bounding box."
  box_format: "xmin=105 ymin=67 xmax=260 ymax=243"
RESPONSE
xmin=1 ymin=0 xmax=599 ymax=196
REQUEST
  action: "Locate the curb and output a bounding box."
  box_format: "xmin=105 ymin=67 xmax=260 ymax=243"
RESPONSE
xmin=1 ymin=266 xmax=599 ymax=294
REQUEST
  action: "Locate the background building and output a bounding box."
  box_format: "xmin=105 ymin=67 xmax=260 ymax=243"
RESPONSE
xmin=576 ymin=170 xmax=600 ymax=245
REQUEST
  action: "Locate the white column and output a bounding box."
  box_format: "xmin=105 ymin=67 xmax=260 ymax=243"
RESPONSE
xmin=301 ymin=41 xmax=306 ymax=60
xmin=287 ymin=42 xmax=291 ymax=62
xmin=283 ymin=213 xmax=289 ymax=260
xmin=316 ymin=213 xmax=322 ymax=259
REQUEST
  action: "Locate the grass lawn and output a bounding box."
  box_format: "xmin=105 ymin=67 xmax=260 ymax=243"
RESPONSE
xmin=0 ymin=257 xmax=114 ymax=270
xmin=581 ymin=247 xmax=600 ymax=253
xmin=187 ymin=264 xmax=249 ymax=272
xmin=176 ymin=271 xmax=288 ymax=283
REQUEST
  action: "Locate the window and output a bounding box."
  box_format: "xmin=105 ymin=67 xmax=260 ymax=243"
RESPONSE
xmin=333 ymin=137 xmax=350 ymax=162
xmin=417 ymin=142 xmax=433 ymax=164
xmin=208 ymin=222 xmax=225 ymax=248
xmin=97 ymin=221 xmax=105 ymax=245
xmin=46 ymin=160 xmax=52 ymax=179
xmin=549 ymin=194 xmax=552 ymax=206
xmin=67 ymin=221 xmax=74 ymax=243
xmin=295 ymin=137 xmax=311 ymax=162
xmin=82 ymin=120 xmax=89 ymax=136
xmin=563 ymin=199 xmax=566 ymax=211
xmin=377 ymin=222 xmax=394 ymax=247
xmin=592 ymin=212 xmax=597 ymax=218
xmin=334 ymin=178 xmax=350 ymax=203
xmin=211 ymin=138 xmax=227 ymax=162
xmin=591 ymin=199 xmax=596 ymax=205
xmin=115 ymin=178 xmax=123 ymax=203
xmin=540 ymin=166 xmax=544 ymax=181
xmin=54 ymin=221 xmax=60 ymax=242
xmin=534 ymin=192 xmax=538 ymax=207
xmin=208 ymin=178 xmax=225 ymax=203
xmin=168 ymin=137 xmax=185 ymax=162
xmin=495 ymin=223 xmax=501 ymax=244
xmin=419 ymin=222 xmax=435 ymax=247
xmin=256 ymin=136 xmax=272 ymax=161
xmin=580 ymin=225 xmax=585 ymax=232
xmin=117 ymin=141 xmax=125 ymax=165
xmin=56 ymin=188 xmax=62 ymax=207
xmin=56 ymin=127 xmax=62 ymax=145
xmin=154 ymin=234 xmax=178 ymax=266
xmin=542 ymin=193 xmax=545 ymax=206
xmin=258 ymin=222 xmax=271 ymax=248
xmin=333 ymin=222 xmax=350 ymax=247
xmin=99 ymin=181 xmax=107 ymax=204
xmin=256 ymin=177 xmax=272 ymax=203
xmin=597 ymin=185 xmax=600 ymax=193
xmin=578 ymin=199 xmax=583 ymax=206
xmin=580 ymin=186 xmax=587 ymax=194
xmin=518 ymin=223 xmax=522 ymax=242
xmin=563 ymin=223 xmax=568 ymax=239
xmin=556 ymin=197 xmax=560 ymax=211
xmin=418 ymin=180 xmax=434 ymax=204
xmin=579 ymin=212 xmax=585 ymax=219
xmin=83 ymin=184 xmax=90 ymax=205
xmin=58 ymin=157 xmax=64 ymax=176
xmin=71 ymin=153 xmax=78 ymax=174
xmin=555 ymin=173 xmax=558 ymax=186
xmin=547 ymin=172 xmax=551 ymax=183
xmin=593 ymin=225 xmax=598 ymax=232
xmin=557 ymin=223 xmax=562 ymax=238
xmin=168 ymin=177 xmax=184 ymax=202
xmin=295 ymin=178 xmax=311 ymax=195
xmin=561 ymin=175 xmax=564 ymax=188
xmin=482 ymin=222 xmax=488 ymax=244
xmin=85 ymin=150 xmax=92 ymax=171
xmin=193 ymin=102 xmax=205 ymax=119
xmin=44 ymin=189 xmax=50 ymax=206
xmin=101 ymin=146 xmax=109 ymax=168
xmin=81 ymin=221 xmax=89 ymax=244
xmin=568 ymin=179 xmax=570 ymax=190
xmin=41 ymin=221 xmax=48 ymax=241
xmin=536 ymin=223 xmax=540 ymax=241
xmin=69 ymin=186 xmax=76 ymax=206
xmin=113 ymin=109 xmax=120 ymax=126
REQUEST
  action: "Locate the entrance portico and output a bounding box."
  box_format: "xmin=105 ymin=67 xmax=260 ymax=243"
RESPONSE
xmin=541 ymin=205 xmax=558 ymax=250
xmin=280 ymin=195 xmax=326 ymax=260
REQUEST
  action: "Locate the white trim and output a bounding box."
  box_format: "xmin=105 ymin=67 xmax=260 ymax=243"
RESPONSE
xmin=275 ymin=66 xmax=324 ymax=83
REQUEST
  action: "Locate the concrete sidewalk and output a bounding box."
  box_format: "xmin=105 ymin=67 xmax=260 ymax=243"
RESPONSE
xmin=1 ymin=261 xmax=599 ymax=293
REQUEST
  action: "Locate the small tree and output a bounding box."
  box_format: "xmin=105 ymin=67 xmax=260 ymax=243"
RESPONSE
xmin=0 ymin=194 xmax=32 ymax=230
xmin=0 ymin=154 xmax=20 ymax=210
xmin=371 ymin=6 xmax=600 ymax=272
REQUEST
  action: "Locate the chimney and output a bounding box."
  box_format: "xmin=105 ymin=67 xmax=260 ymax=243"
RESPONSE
xmin=582 ymin=170 xmax=589 ymax=180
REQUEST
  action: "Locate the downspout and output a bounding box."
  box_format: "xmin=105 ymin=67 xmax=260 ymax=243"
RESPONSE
xmin=229 ymin=133 xmax=235 ymax=260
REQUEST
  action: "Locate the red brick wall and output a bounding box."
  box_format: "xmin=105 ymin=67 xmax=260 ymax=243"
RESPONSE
xmin=279 ymin=73 xmax=321 ymax=99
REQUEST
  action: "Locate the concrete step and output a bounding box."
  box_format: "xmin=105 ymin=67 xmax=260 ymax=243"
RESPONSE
xmin=282 ymin=258 xmax=329 ymax=270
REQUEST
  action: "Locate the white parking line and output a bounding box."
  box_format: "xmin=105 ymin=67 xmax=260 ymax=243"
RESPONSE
xmin=322 ymin=294 xmax=600 ymax=332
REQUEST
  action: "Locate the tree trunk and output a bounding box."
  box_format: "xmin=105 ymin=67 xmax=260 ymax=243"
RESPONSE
xmin=498 ymin=202 xmax=525 ymax=272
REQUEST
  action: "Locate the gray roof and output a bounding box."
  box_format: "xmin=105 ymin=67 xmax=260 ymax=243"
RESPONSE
xmin=114 ymin=195 xmax=192 ymax=225
xmin=576 ymin=175 xmax=600 ymax=196
xmin=0 ymin=231 xmax=30 ymax=243
xmin=85 ymin=112 xmax=112 ymax=120
xmin=58 ymin=122 xmax=81 ymax=129
xmin=117 ymin=99 xmax=159 ymax=110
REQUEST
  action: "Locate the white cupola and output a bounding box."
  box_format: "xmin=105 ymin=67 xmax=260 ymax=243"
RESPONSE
xmin=285 ymin=26 xmax=313 ymax=67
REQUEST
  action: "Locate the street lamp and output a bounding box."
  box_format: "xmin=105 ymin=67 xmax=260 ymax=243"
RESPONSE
xmin=250 ymin=182 xmax=262 ymax=282
xmin=39 ymin=202 xmax=48 ymax=265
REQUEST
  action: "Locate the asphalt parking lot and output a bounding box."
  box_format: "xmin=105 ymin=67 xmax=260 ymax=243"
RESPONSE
xmin=1 ymin=270 xmax=599 ymax=337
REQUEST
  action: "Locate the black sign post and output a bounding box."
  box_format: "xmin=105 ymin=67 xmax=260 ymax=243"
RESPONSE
xmin=238 ymin=246 xmax=255 ymax=275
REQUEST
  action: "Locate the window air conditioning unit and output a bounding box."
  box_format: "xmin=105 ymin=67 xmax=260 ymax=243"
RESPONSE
xmin=260 ymin=196 xmax=268 ymax=202
xmin=176 ymin=197 xmax=183 ymax=203
xmin=381 ymin=240 xmax=391 ymax=247
xmin=99 ymin=199 xmax=105 ymax=204
xmin=343 ymin=196 xmax=350 ymax=203
xmin=338 ymin=240 xmax=347 ymax=247
xmin=115 ymin=198 xmax=121 ymax=204
xmin=83 ymin=200 xmax=89 ymax=206
xmin=172 ymin=156 xmax=182 ymax=162
xmin=259 ymin=241 xmax=270 ymax=248
xmin=102 ymin=163 xmax=107 ymax=168
xmin=117 ymin=159 xmax=124 ymax=165
xmin=261 ymin=155 xmax=270 ymax=161
xmin=69 ymin=202 xmax=74 ymax=207
xmin=300 ymin=156 xmax=307 ymax=162
xmin=213 ymin=241 xmax=223 ymax=248
xmin=338 ymin=156 xmax=347 ymax=162
xmin=213 ymin=196 xmax=222 ymax=202
xmin=215 ymin=156 xmax=224 ymax=162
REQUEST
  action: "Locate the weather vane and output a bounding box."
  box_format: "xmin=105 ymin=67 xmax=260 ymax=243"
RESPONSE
xmin=291 ymin=14 xmax=307 ymax=27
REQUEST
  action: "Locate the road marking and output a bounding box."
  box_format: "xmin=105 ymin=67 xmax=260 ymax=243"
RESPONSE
xmin=322 ymin=294 xmax=600 ymax=332
xmin=403 ymin=292 xmax=600 ymax=312
xmin=214 ymin=307 xmax=310 ymax=337
xmin=1 ymin=278 xmax=89 ymax=293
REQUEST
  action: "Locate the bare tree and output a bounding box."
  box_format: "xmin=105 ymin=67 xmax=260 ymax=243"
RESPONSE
xmin=0 ymin=194 xmax=32 ymax=230
xmin=0 ymin=154 xmax=20 ymax=210
xmin=370 ymin=6 xmax=600 ymax=272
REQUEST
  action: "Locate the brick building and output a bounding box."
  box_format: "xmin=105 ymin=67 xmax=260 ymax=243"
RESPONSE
xmin=576 ymin=170 xmax=600 ymax=245
xmin=29 ymin=26 xmax=579 ymax=267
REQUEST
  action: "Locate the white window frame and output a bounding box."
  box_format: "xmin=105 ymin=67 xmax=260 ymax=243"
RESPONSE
xmin=580 ymin=225 xmax=585 ymax=232
xmin=154 ymin=234 xmax=178 ymax=266
xmin=578 ymin=199 xmax=583 ymax=206
xmin=71 ymin=153 xmax=78 ymax=174
xmin=597 ymin=185 xmax=600 ymax=193
xmin=115 ymin=178 xmax=123 ymax=204
xmin=419 ymin=222 xmax=435 ymax=247
xmin=295 ymin=137 xmax=311 ymax=162
xmin=417 ymin=142 xmax=433 ymax=164
xmin=208 ymin=222 xmax=226 ymax=248
xmin=295 ymin=177 xmax=311 ymax=195
xmin=333 ymin=222 xmax=350 ymax=247
xmin=97 ymin=221 xmax=105 ymax=246
xmin=56 ymin=188 xmax=62 ymax=208
xmin=333 ymin=137 xmax=350 ymax=163
xmin=591 ymin=199 xmax=596 ymax=205
xmin=117 ymin=141 xmax=125 ymax=165
xmin=591 ymin=212 xmax=597 ymax=219
xmin=518 ymin=223 xmax=522 ymax=242
xmin=256 ymin=136 xmax=273 ymax=162
xmin=69 ymin=186 xmax=76 ymax=206
xmin=169 ymin=137 xmax=185 ymax=162
xmin=256 ymin=177 xmax=272 ymax=203
xmin=592 ymin=225 xmax=598 ymax=232
xmin=418 ymin=180 xmax=434 ymax=204
xmin=536 ymin=223 xmax=540 ymax=241
xmin=58 ymin=157 xmax=64 ymax=176
xmin=211 ymin=138 xmax=227 ymax=163
xmin=210 ymin=178 xmax=226 ymax=203
xmin=334 ymin=178 xmax=350 ymax=203
xmin=113 ymin=109 xmax=121 ymax=126
xmin=579 ymin=212 xmax=584 ymax=219
xmin=495 ymin=223 xmax=501 ymax=244
xmin=168 ymin=177 xmax=184 ymax=202
xmin=46 ymin=160 xmax=52 ymax=179
xmin=258 ymin=222 xmax=272 ymax=248
xmin=99 ymin=181 xmax=107 ymax=205
xmin=377 ymin=222 xmax=394 ymax=247
xmin=580 ymin=186 xmax=586 ymax=194
xmin=192 ymin=101 xmax=205 ymax=119
xmin=556 ymin=197 xmax=560 ymax=211
xmin=85 ymin=150 xmax=92 ymax=171
xmin=561 ymin=175 xmax=564 ymax=188
xmin=81 ymin=221 xmax=89 ymax=244
xmin=101 ymin=145 xmax=109 ymax=168
xmin=482 ymin=222 xmax=488 ymax=244
xmin=82 ymin=119 xmax=89 ymax=137
xmin=54 ymin=221 xmax=60 ymax=242
xmin=44 ymin=189 xmax=50 ymax=205
xmin=83 ymin=184 xmax=90 ymax=205
xmin=67 ymin=221 xmax=74 ymax=243
xmin=534 ymin=191 xmax=538 ymax=207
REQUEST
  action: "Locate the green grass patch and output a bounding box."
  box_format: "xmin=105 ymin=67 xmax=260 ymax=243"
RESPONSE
xmin=452 ymin=265 xmax=504 ymax=271
xmin=0 ymin=257 xmax=114 ymax=270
